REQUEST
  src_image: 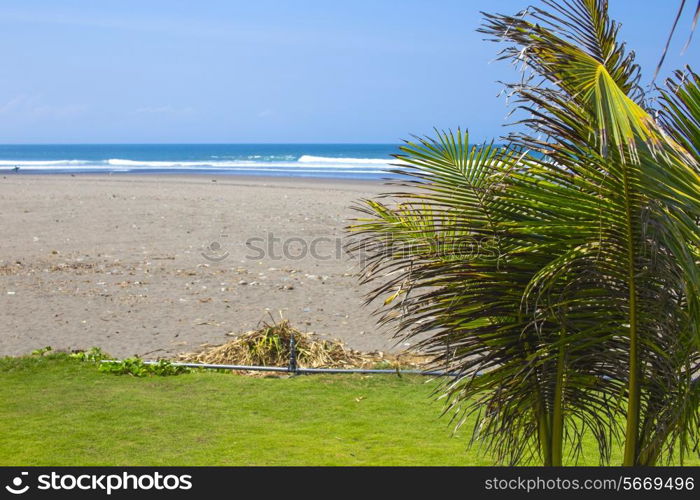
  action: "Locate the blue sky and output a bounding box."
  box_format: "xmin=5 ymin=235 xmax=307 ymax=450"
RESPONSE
xmin=0 ymin=0 xmax=698 ymax=143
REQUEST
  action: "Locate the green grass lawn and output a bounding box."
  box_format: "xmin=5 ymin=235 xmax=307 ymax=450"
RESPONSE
xmin=0 ymin=354 xmax=697 ymax=466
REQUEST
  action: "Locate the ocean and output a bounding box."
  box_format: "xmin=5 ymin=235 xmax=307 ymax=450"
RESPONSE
xmin=0 ymin=144 xmax=403 ymax=180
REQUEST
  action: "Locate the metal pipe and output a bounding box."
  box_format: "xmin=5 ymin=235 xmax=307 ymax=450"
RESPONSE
xmin=100 ymin=359 xmax=700 ymax=383
xmin=293 ymin=366 xmax=457 ymax=376
xmin=109 ymin=360 xmax=292 ymax=373
xmin=100 ymin=359 xmax=458 ymax=377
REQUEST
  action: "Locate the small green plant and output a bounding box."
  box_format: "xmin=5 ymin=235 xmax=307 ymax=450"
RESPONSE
xmin=99 ymin=358 xmax=148 ymax=377
xmin=148 ymin=359 xmax=192 ymax=376
xmin=98 ymin=358 xmax=191 ymax=377
xmin=31 ymin=346 xmax=52 ymax=356
xmin=69 ymin=347 xmax=110 ymax=363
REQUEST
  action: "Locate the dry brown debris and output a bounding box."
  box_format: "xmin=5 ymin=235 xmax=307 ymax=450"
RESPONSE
xmin=177 ymin=319 xmax=431 ymax=372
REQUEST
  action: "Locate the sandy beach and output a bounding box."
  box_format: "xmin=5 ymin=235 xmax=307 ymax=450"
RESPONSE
xmin=0 ymin=174 xmax=408 ymax=358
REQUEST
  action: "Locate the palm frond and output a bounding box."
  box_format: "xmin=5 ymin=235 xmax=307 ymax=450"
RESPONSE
xmin=348 ymin=1 xmax=700 ymax=466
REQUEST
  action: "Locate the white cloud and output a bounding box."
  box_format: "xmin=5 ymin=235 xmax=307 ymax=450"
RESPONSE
xmin=0 ymin=94 xmax=86 ymax=118
xmin=0 ymin=94 xmax=37 ymax=114
xmin=133 ymin=105 xmax=194 ymax=115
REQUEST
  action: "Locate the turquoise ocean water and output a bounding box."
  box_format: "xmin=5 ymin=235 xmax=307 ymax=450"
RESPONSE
xmin=0 ymin=144 xmax=402 ymax=180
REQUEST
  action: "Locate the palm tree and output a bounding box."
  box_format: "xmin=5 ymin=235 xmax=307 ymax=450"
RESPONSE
xmin=349 ymin=0 xmax=700 ymax=466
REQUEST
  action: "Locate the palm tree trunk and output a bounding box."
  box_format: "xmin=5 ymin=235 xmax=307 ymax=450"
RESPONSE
xmin=622 ymin=167 xmax=641 ymax=466
xmin=537 ymin=399 xmax=553 ymax=466
xmin=551 ymin=344 xmax=566 ymax=466
xmin=531 ymin=366 xmax=553 ymax=466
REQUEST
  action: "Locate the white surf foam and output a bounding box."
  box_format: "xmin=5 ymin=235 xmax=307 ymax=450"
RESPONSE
xmin=0 ymin=159 xmax=91 ymax=166
xmin=298 ymin=155 xmax=392 ymax=164
xmin=0 ymin=155 xmax=401 ymax=177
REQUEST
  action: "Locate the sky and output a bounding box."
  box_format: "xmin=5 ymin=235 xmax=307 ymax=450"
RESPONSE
xmin=0 ymin=0 xmax=698 ymax=144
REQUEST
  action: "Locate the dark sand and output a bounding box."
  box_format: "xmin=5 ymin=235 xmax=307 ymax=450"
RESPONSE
xmin=0 ymin=174 xmax=411 ymax=358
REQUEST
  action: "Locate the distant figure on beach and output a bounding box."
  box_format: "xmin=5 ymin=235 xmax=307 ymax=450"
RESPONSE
xmin=13 ymin=166 xmax=19 ymax=173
